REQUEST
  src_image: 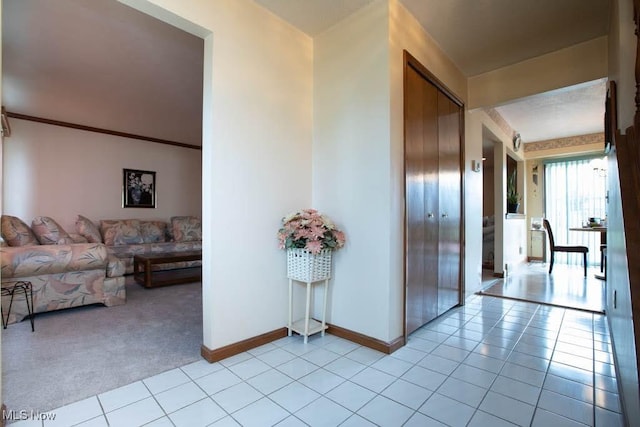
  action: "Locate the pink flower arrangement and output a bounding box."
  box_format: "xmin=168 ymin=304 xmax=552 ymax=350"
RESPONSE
xmin=278 ymin=209 xmax=346 ymax=254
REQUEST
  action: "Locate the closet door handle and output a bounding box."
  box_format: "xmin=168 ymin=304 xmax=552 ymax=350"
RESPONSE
xmin=441 ymin=213 xmax=448 ymax=218
xmin=427 ymin=213 xmax=435 ymax=218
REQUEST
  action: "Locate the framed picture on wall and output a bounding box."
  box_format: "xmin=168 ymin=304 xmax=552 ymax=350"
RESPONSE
xmin=123 ymin=169 xmax=156 ymax=208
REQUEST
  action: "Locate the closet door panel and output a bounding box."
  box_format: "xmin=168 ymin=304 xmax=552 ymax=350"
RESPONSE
xmin=405 ymin=66 xmax=427 ymax=334
xmin=405 ymin=66 xmax=440 ymax=334
xmin=437 ymin=91 xmax=462 ymax=315
xmin=422 ymin=78 xmax=440 ymax=324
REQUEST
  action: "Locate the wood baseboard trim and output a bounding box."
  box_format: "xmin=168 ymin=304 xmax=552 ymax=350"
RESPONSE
xmin=200 ymin=324 xmax=405 ymax=363
xmin=201 ymin=327 xmax=288 ymax=363
xmin=327 ymin=323 xmax=405 ymax=354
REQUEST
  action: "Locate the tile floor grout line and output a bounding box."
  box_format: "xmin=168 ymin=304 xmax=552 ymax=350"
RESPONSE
xmin=527 ymin=305 xmax=565 ymax=427
xmin=36 ymin=293 xmax=625 ymax=427
xmin=470 ymin=299 xmax=550 ymax=427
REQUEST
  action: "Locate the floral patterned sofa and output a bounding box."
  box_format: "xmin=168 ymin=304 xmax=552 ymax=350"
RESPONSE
xmin=75 ymin=215 xmax=202 ymax=274
xmin=0 ymin=215 xmax=126 ymax=324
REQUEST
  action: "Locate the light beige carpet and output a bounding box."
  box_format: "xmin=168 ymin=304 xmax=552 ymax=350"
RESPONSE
xmin=2 ymin=278 xmax=203 ymax=413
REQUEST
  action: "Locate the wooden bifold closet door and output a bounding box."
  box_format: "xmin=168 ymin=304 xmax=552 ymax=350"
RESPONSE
xmin=404 ymin=54 xmax=462 ymax=336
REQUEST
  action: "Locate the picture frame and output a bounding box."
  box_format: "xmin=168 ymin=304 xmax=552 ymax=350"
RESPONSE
xmin=123 ymin=168 xmax=156 ymax=208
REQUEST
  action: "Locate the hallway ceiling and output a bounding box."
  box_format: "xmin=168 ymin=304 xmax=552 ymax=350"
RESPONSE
xmin=256 ymin=0 xmax=610 ymax=76
xmin=495 ymin=79 xmax=607 ymax=143
xmin=256 ymin=0 xmax=611 ymax=144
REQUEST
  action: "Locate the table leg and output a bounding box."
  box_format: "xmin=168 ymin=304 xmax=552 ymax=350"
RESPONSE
xmin=595 ymin=231 xmax=607 ymax=281
xmin=23 ymin=283 xmax=34 ymax=332
xmin=288 ymin=279 xmax=293 ymax=337
xmin=304 ymin=281 xmax=311 ymax=344
xmin=144 ymin=260 xmax=152 ymax=287
xmin=3 ymin=286 xmax=17 ymax=329
xmin=321 ymin=279 xmax=328 ymax=337
xmin=1 ymin=282 xmax=34 ymax=331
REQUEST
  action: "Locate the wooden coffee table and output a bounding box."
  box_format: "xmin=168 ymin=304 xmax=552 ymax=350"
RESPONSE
xmin=133 ymin=250 xmax=202 ymax=288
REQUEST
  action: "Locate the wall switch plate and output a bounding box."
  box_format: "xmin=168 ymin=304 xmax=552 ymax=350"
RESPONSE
xmin=471 ymin=160 xmax=481 ymax=172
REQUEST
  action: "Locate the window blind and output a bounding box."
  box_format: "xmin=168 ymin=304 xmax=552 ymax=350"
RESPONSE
xmin=544 ymin=157 xmax=607 ymax=266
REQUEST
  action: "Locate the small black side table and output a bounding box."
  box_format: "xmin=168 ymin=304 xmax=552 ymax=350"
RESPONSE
xmin=1 ymin=281 xmax=34 ymax=332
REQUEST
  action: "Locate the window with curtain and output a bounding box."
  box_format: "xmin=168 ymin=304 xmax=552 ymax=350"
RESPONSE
xmin=544 ymin=157 xmax=607 ymax=267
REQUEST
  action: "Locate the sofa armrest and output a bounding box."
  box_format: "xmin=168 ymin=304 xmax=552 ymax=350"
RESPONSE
xmin=107 ymin=255 xmax=126 ymax=278
xmin=1 ymin=243 xmax=109 ymax=279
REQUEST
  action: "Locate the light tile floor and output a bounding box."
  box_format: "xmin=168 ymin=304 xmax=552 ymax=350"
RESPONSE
xmin=11 ymin=295 xmax=624 ymax=427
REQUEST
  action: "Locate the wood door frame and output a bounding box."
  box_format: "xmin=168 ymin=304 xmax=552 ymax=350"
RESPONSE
xmin=402 ymin=50 xmax=466 ymax=341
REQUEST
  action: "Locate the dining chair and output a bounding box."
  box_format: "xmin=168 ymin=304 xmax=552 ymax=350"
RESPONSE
xmin=543 ymin=219 xmax=589 ymax=277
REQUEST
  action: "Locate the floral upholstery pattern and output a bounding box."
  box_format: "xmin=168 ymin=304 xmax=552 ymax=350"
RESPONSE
xmin=107 ymin=255 xmax=126 ymax=278
xmin=31 ymin=216 xmax=71 ymax=245
xmin=0 ymin=243 xmax=125 ymax=324
xmin=75 ymin=215 xmax=102 ymax=243
xmin=171 ymin=216 xmax=202 ymax=242
xmin=1 ymin=215 xmax=39 ymax=247
xmin=100 ymin=219 xmax=144 ymax=246
xmin=140 ymin=221 xmax=167 ymax=243
xmin=1 ymin=243 xmax=107 ymax=279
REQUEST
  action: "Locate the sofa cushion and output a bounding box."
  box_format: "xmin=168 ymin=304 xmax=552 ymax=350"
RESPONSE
xmin=68 ymin=233 xmax=89 ymax=244
xmin=171 ymin=216 xmax=202 ymax=242
xmin=140 ymin=221 xmax=167 ymax=243
xmin=100 ymin=219 xmax=144 ymax=246
xmin=31 ymin=216 xmax=71 ymax=245
xmin=1 ymin=215 xmax=39 ymax=247
xmin=75 ymin=215 xmax=103 ymax=243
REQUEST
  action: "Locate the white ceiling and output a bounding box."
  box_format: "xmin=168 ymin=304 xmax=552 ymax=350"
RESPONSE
xmin=2 ymin=0 xmax=204 ymax=145
xmin=400 ymin=0 xmax=610 ymax=77
xmin=496 ymin=79 xmax=607 ymax=143
xmin=3 ymin=0 xmax=611 ymax=146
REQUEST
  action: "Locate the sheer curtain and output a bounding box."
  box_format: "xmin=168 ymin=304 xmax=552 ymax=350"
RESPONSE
xmin=544 ymin=157 xmax=607 ymax=266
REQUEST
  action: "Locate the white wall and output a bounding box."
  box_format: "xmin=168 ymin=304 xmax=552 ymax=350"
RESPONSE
xmin=313 ymin=1 xmax=393 ymax=341
xmin=465 ymin=111 xmax=494 ymax=293
xmin=3 ymin=119 xmax=201 ymax=232
xmin=124 ymin=0 xmax=314 ymax=350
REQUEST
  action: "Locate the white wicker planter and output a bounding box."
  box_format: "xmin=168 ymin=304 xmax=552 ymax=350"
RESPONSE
xmin=287 ymin=248 xmax=332 ymax=282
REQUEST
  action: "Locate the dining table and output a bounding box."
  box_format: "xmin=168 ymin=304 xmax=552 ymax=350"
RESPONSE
xmin=569 ymin=225 xmax=607 ymax=280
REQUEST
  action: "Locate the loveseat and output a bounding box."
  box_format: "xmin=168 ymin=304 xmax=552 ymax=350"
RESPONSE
xmin=1 ymin=215 xmax=126 ymax=324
